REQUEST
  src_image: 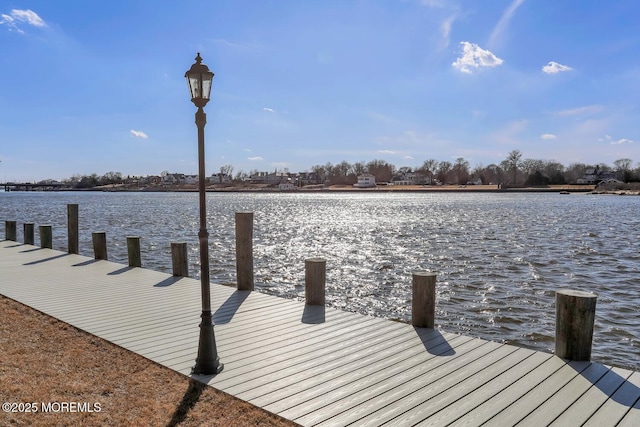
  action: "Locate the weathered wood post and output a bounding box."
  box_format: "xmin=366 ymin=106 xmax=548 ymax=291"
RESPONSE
xmin=67 ymin=204 xmax=79 ymax=254
xmin=127 ymin=236 xmax=142 ymax=267
xmin=305 ymin=258 xmax=326 ymax=305
xmin=555 ymin=289 xmax=597 ymax=361
xmin=92 ymin=232 xmax=108 ymax=260
xmin=5 ymin=220 xmax=17 ymax=241
xmin=39 ymin=225 xmax=52 ymax=249
xmin=23 ymin=223 xmax=35 ymax=245
xmin=171 ymin=242 xmax=189 ymax=277
xmin=412 ymin=271 xmax=437 ymax=328
xmin=235 ymin=212 xmax=254 ymax=290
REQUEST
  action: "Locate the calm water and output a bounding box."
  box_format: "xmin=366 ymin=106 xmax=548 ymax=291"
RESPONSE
xmin=1 ymin=191 xmax=639 ymax=370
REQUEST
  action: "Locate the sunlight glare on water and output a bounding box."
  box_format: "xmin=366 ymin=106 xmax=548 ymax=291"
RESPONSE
xmin=1 ymin=191 xmax=638 ymax=370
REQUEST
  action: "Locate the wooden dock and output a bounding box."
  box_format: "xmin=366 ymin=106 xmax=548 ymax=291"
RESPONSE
xmin=1 ymin=239 xmax=639 ymax=426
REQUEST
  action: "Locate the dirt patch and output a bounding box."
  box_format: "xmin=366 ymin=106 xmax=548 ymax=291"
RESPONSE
xmin=0 ymin=295 xmax=298 ymax=427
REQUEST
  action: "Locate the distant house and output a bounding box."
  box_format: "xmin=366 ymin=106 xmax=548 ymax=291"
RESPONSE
xmin=266 ymin=172 xmax=289 ymax=185
xmin=354 ymin=174 xmax=376 ymax=188
xmin=390 ymin=170 xmax=432 ymax=186
xmin=145 ymin=176 xmax=162 ymax=185
xmin=577 ymin=166 xmax=615 ymax=184
xmin=293 ymin=172 xmax=323 ymax=186
xmin=391 ymin=172 xmax=414 ymax=186
xmin=184 ymin=175 xmax=198 ymax=185
xmin=210 ymin=173 xmax=231 ymax=184
xmin=162 ymin=173 xmax=182 ymax=185
xmin=597 ymin=178 xmax=624 ymax=187
xmin=250 ymin=172 xmax=268 ymax=184
xmin=279 ymin=181 xmax=295 ymax=191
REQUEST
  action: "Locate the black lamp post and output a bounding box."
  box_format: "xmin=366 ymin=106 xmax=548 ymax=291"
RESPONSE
xmin=185 ymin=52 xmax=223 ymax=375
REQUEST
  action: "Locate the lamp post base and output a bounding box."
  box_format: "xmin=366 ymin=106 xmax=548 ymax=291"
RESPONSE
xmin=192 ymin=310 xmax=224 ymax=375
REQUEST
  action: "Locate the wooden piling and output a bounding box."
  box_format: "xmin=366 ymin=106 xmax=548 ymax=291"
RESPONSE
xmin=23 ymin=223 xmax=35 ymax=245
xmin=555 ymin=289 xmax=597 ymax=361
xmin=67 ymin=204 xmax=79 ymax=254
xmin=305 ymin=258 xmax=326 ymax=305
xmin=39 ymin=225 xmax=52 ymax=249
xmin=127 ymin=236 xmax=142 ymax=267
xmin=412 ymin=271 xmax=436 ymax=328
xmin=5 ymin=220 xmax=17 ymax=241
xmin=235 ymin=212 xmax=254 ymax=291
xmin=92 ymin=232 xmax=108 ymax=260
xmin=171 ymin=242 xmax=189 ymax=277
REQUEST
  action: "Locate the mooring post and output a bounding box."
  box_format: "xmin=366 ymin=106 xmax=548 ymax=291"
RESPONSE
xmin=5 ymin=220 xmax=17 ymax=241
xmin=127 ymin=236 xmax=142 ymax=267
xmin=412 ymin=271 xmax=437 ymax=328
xmin=171 ymin=242 xmax=189 ymax=277
xmin=92 ymin=232 xmax=108 ymax=260
xmin=555 ymin=289 xmax=597 ymax=361
xmin=235 ymin=212 xmax=254 ymax=291
xmin=23 ymin=223 xmax=35 ymax=245
xmin=67 ymin=204 xmax=79 ymax=254
xmin=305 ymin=258 xmax=326 ymax=305
xmin=39 ymin=225 xmax=52 ymax=249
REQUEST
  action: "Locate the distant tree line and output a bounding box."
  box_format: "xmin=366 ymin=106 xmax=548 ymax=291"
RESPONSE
xmin=58 ymin=151 xmax=640 ymax=188
xmin=304 ymin=151 xmax=640 ymax=186
xmin=63 ymin=171 xmax=125 ymax=188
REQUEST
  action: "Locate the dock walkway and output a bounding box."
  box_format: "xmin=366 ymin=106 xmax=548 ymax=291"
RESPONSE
xmin=1 ymin=240 xmax=639 ymax=426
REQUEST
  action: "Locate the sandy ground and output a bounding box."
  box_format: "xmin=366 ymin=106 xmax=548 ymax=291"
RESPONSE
xmin=0 ymin=295 xmax=299 ymax=427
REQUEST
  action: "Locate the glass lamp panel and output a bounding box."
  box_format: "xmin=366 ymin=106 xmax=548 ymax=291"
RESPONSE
xmin=187 ymin=75 xmax=202 ymax=99
xmin=201 ymin=74 xmax=213 ymax=100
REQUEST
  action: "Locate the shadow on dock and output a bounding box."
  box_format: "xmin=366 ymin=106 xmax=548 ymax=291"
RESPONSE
xmin=154 ymin=276 xmax=185 ymax=287
xmin=20 ymin=247 xmax=43 ymax=253
xmin=72 ymin=259 xmax=100 ymax=267
xmin=302 ymin=305 xmax=326 ymax=324
xmin=24 ymin=253 xmax=70 ymax=265
xmin=213 ymin=290 xmax=250 ymax=324
xmin=4 ymin=243 xmax=24 ymax=249
xmin=107 ymin=266 xmax=134 ymax=276
xmin=414 ymin=326 xmax=456 ymax=356
xmin=569 ymin=361 xmax=640 ymax=406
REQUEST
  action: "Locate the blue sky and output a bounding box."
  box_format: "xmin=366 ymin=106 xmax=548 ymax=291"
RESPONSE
xmin=1 ymin=0 xmax=639 ymax=182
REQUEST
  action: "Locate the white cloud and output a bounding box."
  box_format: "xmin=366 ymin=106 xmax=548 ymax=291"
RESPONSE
xmin=130 ymin=130 xmax=148 ymax=139
xmin=378 ymin=150 xmax=396 ymax=154
xmin=211 ymin=38 xmax=262 ymax=51
xmin=610 ymin=137 xmax=634 ymax=145
xmin=452 ymin=42 xmax=503 ymax=74
xmin=0 ymin=9 xmax=46 ymax=33
xmin=11 ymin=9 xmax=45 ymax=26
xmin=556 ymin=105 xmax=602 ymax=117
xmin=263 ymin=107 xmax=275 ymax=113
xmin=248 ymin=156 xmax=263 ymax=161
xmin=404 ymin=156 xmax=414 ymax=160
xmin=542 ymin=61 xmax=573 ymax=74
xmin=421 ymin=0 xmax=446 ymax=7
xmin=488 ymin=0 xmax=526 ymax=48
xmin=439 ymin=14 xmax=457 ymax=50
xmin=541 ymin=133 xmax=557 ymax=140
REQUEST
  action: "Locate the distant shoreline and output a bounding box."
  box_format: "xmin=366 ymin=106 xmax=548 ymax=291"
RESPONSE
xmin=10 ymin=183 xmax=640 ymax=195
xmin=75 ymin=183 xmax=599 ymax=194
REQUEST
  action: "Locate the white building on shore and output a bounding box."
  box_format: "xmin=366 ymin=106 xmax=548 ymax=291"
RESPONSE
xmin=354 ymin=174 xmax=376 ymax=188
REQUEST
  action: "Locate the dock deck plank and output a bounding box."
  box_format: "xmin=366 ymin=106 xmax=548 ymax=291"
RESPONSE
xmin=1 ymin=240 xmax=638 ymax=426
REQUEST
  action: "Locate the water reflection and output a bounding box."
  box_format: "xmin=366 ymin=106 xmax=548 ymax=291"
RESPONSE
xmin=1 ymin=191 xmax=638 ymax=370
